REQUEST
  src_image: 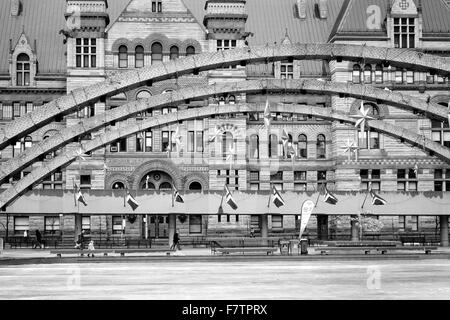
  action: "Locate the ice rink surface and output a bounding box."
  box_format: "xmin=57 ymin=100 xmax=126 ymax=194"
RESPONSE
xmin=1 ymin=258 xmax=450 ymax=299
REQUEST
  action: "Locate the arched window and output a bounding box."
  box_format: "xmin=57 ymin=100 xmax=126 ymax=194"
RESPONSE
xmin=249 ymin=135 xmax=259 ymax=159
xmin=24 ymin=136 xmax=32 ymax=150
xmin=159 ymin=182 xmax=172 ymax=190
xmin=222 ymin=132 xmax=234 ymax=158
xmin=282 ymin=134 xmax=293 ymax=158
xmin=189 ymin=182 xmax=202 ymax=191
xmin=16 ymin=53 xmax=30 ymax=86
xmin=358 ymin=104 xmax=380 ymax=150
xmin=112 ymin=182 xmax=125 ymax=190
xmin=298 ymin=134 xmax=307 ymax=159
xmin=119 ymin=46 xmax=128 ymax=68
xmin=269 ymin=134 xmax=278 ymax=158
xmin=352 ymin=64 xmax=361 ymax=84
xmin=229 ymin=95 xmax=236 ymax=105
xmin=317 ymin=134 xmax=326 ymax=159
xmin=186 ymin=46 xmax=195 ymax=56
xmin=151 ymin=42 xmax=163 ymax=64
xmin=136 ymin=90 xmax=152 ymax=100
xmin=364 ymin=65 xmax=372 ymax=83
xmin=170 ymin=46 xmax=179 ymax=60
xmin=219 ymin=96 xmax=226 ymax=105
xmin=375 ymin=64 xmax=383 ymax=83
xmin=135 ymin=45 xmax=144 ymax=68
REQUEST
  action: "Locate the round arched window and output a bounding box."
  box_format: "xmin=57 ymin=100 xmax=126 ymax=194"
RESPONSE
xmin=189 ymin=182 xmax=202 ymax=191
xmin=136 ymin=90 xmax=152 ymax=100
xmin=112 ymin=182 xmax=125 ymax=189
xmin=159 ymin=182 xmax=172 ymax=190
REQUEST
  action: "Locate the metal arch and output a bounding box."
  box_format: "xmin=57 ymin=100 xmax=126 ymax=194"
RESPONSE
xmin=1 ymin=79 xmax=448 ymax=185
xmin=1 ymin=43 xmax=450 ymax=149
xmin=1 ymin=103 xmax=449 ymax=210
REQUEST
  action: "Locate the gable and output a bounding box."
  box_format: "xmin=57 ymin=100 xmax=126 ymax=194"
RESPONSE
xmin=391 ymin=0 xmax=417 ymax=15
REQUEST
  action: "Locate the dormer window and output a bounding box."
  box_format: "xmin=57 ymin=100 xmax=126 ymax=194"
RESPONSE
xmin=394 ymin=17 xmax=415 ymax=48
xmin=152 ymin=1 xmax=162 ymax=13
xmin=16 ymin=53 xmax=30 ymax=86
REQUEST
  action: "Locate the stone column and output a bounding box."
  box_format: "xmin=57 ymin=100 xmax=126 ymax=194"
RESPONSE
xmin=440 ymin=216 xmax=449 ymax=247
xmin=351 ymin=217 xmax=360 ymax=242
xmin=168 ymin=214 xmax=177 ymax=247
xmin=74 ymin=213 xmax=82 ymax=242
xmin=260 ymin=214 xmax=268 ymax=238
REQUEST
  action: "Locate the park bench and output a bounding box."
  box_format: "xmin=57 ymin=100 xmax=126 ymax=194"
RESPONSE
xmin=114 ymin=248 xmax=172 ymax=256
xmin=376 ymin=246 xmax=437 ymax=255
xmin=50 ymin=249 xmax=113 ymax=258
xmin=400 ymin=234 xmax=426 ymax=246
xmin=215 ymin=247 xmax=278 ymax=255
xmin=210 ymin=237 xmax=279 ymax=255
xmin=314 ymin=246 xmax=437 ymax=255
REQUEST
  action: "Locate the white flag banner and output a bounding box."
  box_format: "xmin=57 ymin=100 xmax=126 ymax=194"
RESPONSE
xmin=299 ymin=200 xmax=315 ymax=239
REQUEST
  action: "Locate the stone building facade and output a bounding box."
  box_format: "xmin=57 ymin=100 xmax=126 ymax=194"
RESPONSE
xmin=0 ymin=0 xmax=449 ymax=243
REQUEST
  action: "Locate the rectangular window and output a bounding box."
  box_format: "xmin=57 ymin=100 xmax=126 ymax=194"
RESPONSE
xmin=249 ymin=171 xmax=260 ymax=181
xmin=394 ymin=17 xmax=415 ymax=48
xmin=80 ymin=175 xmax=91 ymax=190
xmin=294 ymin=171 xmax=306 ymax=181
xmin=196 ymin=131 xmax=204 ymax=152
xmin=395 ymin=70 xmax=403 ymax=84
xmin=250 ymin=183 xmax=260 ymax=191
xmin=14 ymin=216 xmax=29 ymax=234
xmin=399 ymin=216 xmax=405 ymax=231
xmin=82 ymin=216 xmax=91 ymax=234
xmin=136 ymin=133 xmax=144 ymax=152
xmin=270 ymin=171 xmax=283 ymax=181
xmin=44 ymin=217 xmax=60 ymax=234
xmin=145 ymin=131 xmax=152 ymax=152
xmin=280 ymin=62 xmax=294 ymax=79
xmin=187 ymin=131 xmax=194 ymax=152
xmin=162 ymin=131 xmax=170 ymax=152
xmin=189 ymin=215 xmax=202 ymax=234
xmin=112 ymin=216 xmax=123 ymax=234
xmin=13 ymin=102 xmax=20 ymax=118
xmin=411 ymin=216 xmax=419 ymax=231
xmin=271 ymin=215 xmax=283 ymax=229
xmin=75 ymin=38 xmax=96 ymax=68
xmin=406 ymin=71 xmax=414 ymax=84
xmin=2 ymin=105 xmax=12 ymax=119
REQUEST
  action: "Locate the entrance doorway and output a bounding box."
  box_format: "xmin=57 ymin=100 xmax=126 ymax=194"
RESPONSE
xmin=317 ymin=215 xmax=329 ymax=240
xmin=149 ymin=215 xmax=169 ymax=238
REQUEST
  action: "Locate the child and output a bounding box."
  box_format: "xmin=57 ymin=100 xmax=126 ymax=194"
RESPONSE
xmin=87 ymin=240 xmax=95 ymax=258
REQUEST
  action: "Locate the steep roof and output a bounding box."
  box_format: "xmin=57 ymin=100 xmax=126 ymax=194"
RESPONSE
xmin=330 ymin=0 xmax=450 ymax=41
xmin=0 ymin=0 xmax=129 ymax=75
xmin=183 ymin=0 xmax=344 ymax=45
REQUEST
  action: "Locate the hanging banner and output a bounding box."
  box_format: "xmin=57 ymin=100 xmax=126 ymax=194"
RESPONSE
xmin=299 ymin=200 xmax=315 ymax=239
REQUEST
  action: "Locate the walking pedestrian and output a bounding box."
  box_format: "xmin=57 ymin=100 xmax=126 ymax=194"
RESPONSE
xmin=170 ymin=230 xmax=181 ymax=251
xmin=33 ymin=229 xmax=43 ymax=249
xmin=75 ymin=230 xmax=85 ymax=250
xmin=87 ymin=240 xmax=95 ymax=257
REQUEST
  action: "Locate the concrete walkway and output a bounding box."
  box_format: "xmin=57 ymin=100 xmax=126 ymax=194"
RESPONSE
xmin=2 ymin=246 xmax=450 ymax=264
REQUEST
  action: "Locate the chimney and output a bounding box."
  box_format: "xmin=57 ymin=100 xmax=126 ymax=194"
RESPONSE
xmin=319 ymin=0 xmax=327 ymax=19
xmin=11 ymin=0 xmax=21 ymax=16
xmin=296 ymin=0 xmax=307 ymax=19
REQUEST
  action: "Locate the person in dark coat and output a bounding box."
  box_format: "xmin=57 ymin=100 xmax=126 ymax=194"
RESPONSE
xmin=75 ymin=230 xmax=85 ymax=250
xmin=170 ymin=230 xmax=181 ymax=251
xmin=33 ymin=229 xmax=43 ymax=249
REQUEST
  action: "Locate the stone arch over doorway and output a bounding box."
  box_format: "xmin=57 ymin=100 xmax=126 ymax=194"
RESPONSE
xmin=129 ymin=160 xmax=183 ymax=190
